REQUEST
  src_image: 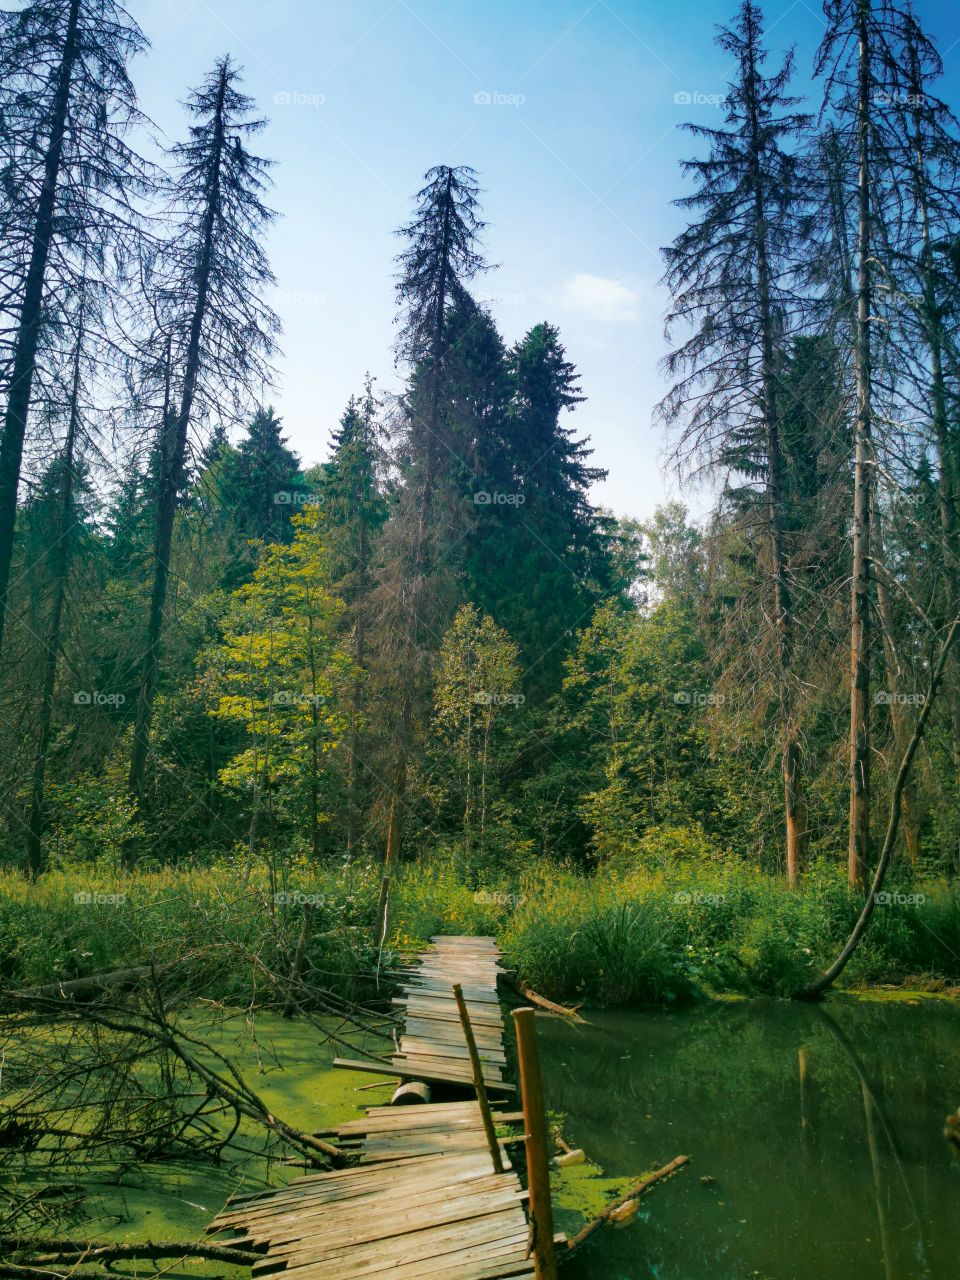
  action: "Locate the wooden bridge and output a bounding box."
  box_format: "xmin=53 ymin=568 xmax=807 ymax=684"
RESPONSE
xmin=206 ymin=936 xmax=550 ymax=1280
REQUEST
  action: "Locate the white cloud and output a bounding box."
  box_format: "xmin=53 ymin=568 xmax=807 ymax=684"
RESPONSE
xmin=557 ymin=273 xmax=640 ymax=323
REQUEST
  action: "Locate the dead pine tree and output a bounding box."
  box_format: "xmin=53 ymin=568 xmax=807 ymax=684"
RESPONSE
xmin=657 ymin=1 xmax=812 ymax=884
xmin=0 ymin=0 xmax=150 ymax=663
xmin=814 ymin=0 xmax=926 ymax=888
xmin=127 ymin=57 xmax=279 ymax=810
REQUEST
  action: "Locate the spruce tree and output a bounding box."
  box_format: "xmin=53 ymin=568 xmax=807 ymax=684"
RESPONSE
xmin=375 ymin=165 xmax=489 ymax=866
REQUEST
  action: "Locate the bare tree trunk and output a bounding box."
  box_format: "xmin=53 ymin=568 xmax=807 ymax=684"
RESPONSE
xmin=849 ymin=0 xmax=874 ymax=890
xmin=26 ymin=306 xmax=85 ymax=876
xmin=128 ymin=65 xmax=228 ymax=805
xmin=0 ymin=0 xmax=81 ymax=661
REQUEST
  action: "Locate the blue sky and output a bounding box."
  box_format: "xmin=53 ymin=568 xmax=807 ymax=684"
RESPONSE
xmin=132 ymin=0 xmax=960 ymax=522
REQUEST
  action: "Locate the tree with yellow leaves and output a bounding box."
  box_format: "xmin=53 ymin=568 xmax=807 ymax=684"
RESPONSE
xmin=204 ymin=505 xmax=355 ymax=861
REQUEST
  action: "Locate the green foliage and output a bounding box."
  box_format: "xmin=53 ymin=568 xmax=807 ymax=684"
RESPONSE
xmin=202 ymin=506 xmax=354 ymax=850
xmin=44 ymin=777 xmax=146 ymax=873
xmin=5 ymin=856 xmax=956 ymax=1008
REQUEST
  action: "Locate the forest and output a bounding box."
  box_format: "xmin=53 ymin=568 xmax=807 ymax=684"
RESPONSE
xmin=1 ymin=0 xmax=960 ymax=1276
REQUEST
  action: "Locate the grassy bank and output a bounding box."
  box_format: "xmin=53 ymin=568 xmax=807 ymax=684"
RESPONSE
xmin=2 ymin=858 xmax=959 ymax=1005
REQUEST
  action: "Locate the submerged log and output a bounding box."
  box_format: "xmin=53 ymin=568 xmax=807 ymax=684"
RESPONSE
xmin=565 ymin=1155 xmax=690 ymax=1251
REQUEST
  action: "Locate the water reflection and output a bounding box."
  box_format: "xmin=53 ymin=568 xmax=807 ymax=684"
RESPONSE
xmin=538 ymin=997 xmax=960 ymax=1279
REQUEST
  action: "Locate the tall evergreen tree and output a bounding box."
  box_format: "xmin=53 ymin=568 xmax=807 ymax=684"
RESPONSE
xmin=127 ymin=58 xmax=279 ymax=806
xmin=375 ymin=165 xmax=489 ymax=866
xmin=469 ymin=321 xmax=610 ymax=699
xmin=219 ymin=407 xmax=303 ymax=546
xmin=0 ymin=0 xmax=149 ymax=660
xmin=658 ymin=0 xmax=812 ymax=882
xmin=814 ymin=0 xmax=943 ymax=886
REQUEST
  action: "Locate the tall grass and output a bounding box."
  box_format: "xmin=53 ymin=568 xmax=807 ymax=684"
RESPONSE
xmin=1 ymin=856 xmax=958 ymax=1006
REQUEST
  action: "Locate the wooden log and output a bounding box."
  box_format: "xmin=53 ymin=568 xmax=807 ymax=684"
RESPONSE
xmin=454 ymin=981 xmax=505 ymax=1175
xmin=512 ymin=1007 xmax=558 ymax=1280
xmin=391 ymin=1080 xmax=432 ymax=1106
xmin=564 ymin=1155 xmax=690 ymax=1251
xmin=519 ymin=986 xmax=584 ymax=1023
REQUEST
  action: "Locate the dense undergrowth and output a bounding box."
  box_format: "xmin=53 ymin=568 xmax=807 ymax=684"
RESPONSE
xmin=1 ymin=847 xmax=959 ymax=1006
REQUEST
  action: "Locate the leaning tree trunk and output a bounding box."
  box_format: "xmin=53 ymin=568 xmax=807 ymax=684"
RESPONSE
xmin=127 ymin=66 xmax=227 ymax=806
xmin=25 ymin=308 xmax=84 ymax=876
xmin=798 ymin=620 xmax=958 ymax=999
xmin=0 ymin=0 xmax=81 ymax=662
xmin=848 ymin=0 xmax=874 ymax=891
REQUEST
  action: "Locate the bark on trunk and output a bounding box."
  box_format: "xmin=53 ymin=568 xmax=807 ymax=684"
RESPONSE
xmin=26 ymin=306 xmax=85 ymax=876
xmin=848 ymin=0 xmax=874 ymax=891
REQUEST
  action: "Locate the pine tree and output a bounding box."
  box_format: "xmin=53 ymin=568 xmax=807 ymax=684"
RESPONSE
xmin=658 ymin=0 xmax=812 ymax=882
xmin=469 ymin=321 xmax=611 ymax=699
xmin=814 ymin=0 xmax=942 ymax=886
xmin=375 ymin=165 xmax=489 ymax=866
xmin=128 ymin=58 xmax=279 ymax=805
xmin=0 ymin=0 xmax=150 ymax=659
xmin=220 ymin=407 xmax=303 ymax=543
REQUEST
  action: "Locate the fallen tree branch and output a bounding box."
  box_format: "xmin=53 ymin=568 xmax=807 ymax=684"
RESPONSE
xmin=1 ymin=1238 xmax=260 ymax=1266
xmin=564 ymin=1155 xmax=690 ymax=1251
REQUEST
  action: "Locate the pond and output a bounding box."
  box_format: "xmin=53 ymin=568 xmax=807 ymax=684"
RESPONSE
xmin=539 ymin=995 xmax=960 ymax=1280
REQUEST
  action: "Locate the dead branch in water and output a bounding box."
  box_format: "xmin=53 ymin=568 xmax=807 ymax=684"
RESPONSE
xmin=564 ymin=1155 xmax=690 ymax=1251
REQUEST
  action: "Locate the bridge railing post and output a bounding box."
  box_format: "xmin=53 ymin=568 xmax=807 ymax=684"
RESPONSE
xmin=453 ymin=981 xmax=505 ymax=1174
xmin=512 ymin=1006 xmax=559 ymax=1280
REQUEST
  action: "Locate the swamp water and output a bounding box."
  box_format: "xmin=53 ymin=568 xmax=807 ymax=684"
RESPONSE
xmin=9 ymin=998 xmax=958 ymax=1279
xmin=540 ymin=995 xmax=960 ymax=1280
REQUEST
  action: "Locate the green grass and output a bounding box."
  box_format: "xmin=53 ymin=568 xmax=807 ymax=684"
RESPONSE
xmin=2 ymin=854 xmax=959 ymax=1006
